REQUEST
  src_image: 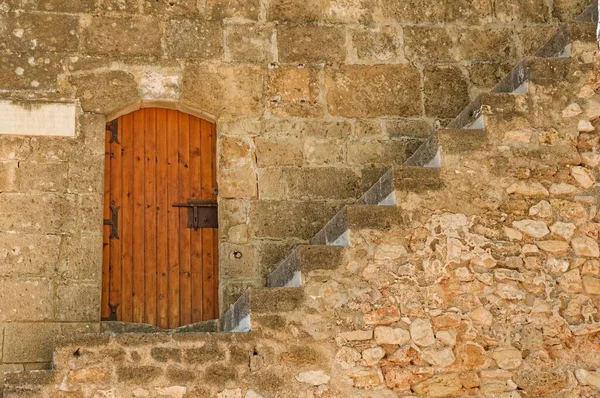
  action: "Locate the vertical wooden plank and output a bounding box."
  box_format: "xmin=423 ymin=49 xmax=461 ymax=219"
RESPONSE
xmin=144 ymin=108 xmax=157 ymax=325
xmin=178 ymin=113 xmax=192 ymax=326
xmin=156 ymin=109 xmax=169 ymax=329
xmin=167 ymin=110 xmax=180 ymax=328
xmin=211 ymin=122 xmax=219 ymax=319
xmin=189 ymin=116 xmax=203 ymax=323
xmin=201 ymin=119 xmax=216 ymax=320
xmin=102 ymin=123 xmax=112 ymax=319
xmin=132 ymin=109 xmax=146 ymax=324
xmin=120 ymin=113 xmax=133 ymax=322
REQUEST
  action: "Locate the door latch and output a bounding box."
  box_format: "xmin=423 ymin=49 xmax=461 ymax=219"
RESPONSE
xmin=173 ymin=200 xmax=218 ymax=230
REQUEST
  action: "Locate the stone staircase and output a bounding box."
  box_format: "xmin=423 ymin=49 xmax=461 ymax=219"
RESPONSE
xmin=3 ymin=2 xmax=600 ymax=397
xmin=220 ymin=14 xmax=600 ymax=336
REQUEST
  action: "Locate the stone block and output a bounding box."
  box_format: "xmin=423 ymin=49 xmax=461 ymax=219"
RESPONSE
xmin=226 ymin=24 xmax=274 ymax=64
xmin=403 ymin=27 xmax=456 ymax=63
xmin=263 ymin=119 xmax=352 ymax=139
xmin=57 ymin=236 xmax=102 ymax=281
xmin=206 ymin=0 xmax=260 ymax=20
xmin=382 ymin=0 xmax=492 ymax=23
xmin=250 ymin=200 xmax=340 ymax=239
xmin=350 ymin=26 xmax=402 ymax=63
xmin=1 ymin=12 xmax=80 ymax=52
xmin=0 ymin=161 xmax=18 ymax=192
xmin=0 ymin=233 xmax=60 ymax=277
xmin=3 ymin=323 xmax=57 ymax=362
xmin=18 ymin=162 xmax=68 ymax=193
xmin=70 ymin=70 xmax=139 ymax=114
xmin=150 ymin=347 xmax=182 ymax=363
xmin=458 ymin=28 xmax=517 ymax=61
xmin=257 ymin=168 xmax=285 ymax=199
xmin=79 ymin=113 xmax=109 ymax=158
xmin=325 ymin=0 xmax=377 ymax=23
xmin=347 ymin=139 xmax=421 ymax=166
xmin=303 ymin=138 xmax=346 ymax=165
xmin=494 ymin=0 xmax=549 ymax=22
xmin=83 ymin=16 xmax=162 ymax=56
xmin=386 ymin=119 xmax=432 ymax=139
xmin=326 ymin=65 xmax=421 ymax=117
xmin=552 ymin=0 xmax=588 ymax=21
xmin=266 ymin=0 xmax=325 ymax=21
xmin=0 ymin=193 xmax=76 ymax=234
xmin=255 ymin=136 xmax=303 ymax=167
xmin=76 ymin=194 xmax=103 ymax=235
xmin=37 ymin=0 xmax=95 ymax=12
xmin=165 ymin=19 xmax=223 ymax=59
xmin=283 ymin=167 xmax=361 ymax=200
xmin=254 ymin=239 xmax=297 ymax=278
xmin=221 ymin=280 xmax=257 ymax=310
xmin=0 ymin=137 xmax=31 ymax=161
xmin=218 ymin=136 xmax=258 ymax=199
xmin=218 ymin=199 xmax=249 ymax=243
xmin=267 ymin=66 xmax=324 ymax=117
xmin=28 ymin=136 xmax=78 ymax=163
xmin=181 ymin=63 xmax=264 ymax=117
xmin=98 ymin=0 xmax=139 ymax=12
xmin=117 ymin=366 xmax=163 ymax=383
xmin=0 ymin=52 xmax=63 ymax=91
xmin=0 ymin=364 xmax=24 ymax=393
xmin=220 ymin=243 xmax=256 ymax=279
xmin=467 ymin=62 xmax=513 ymax=90
xmin=424 ymin=66 xmax=470 ymax=119
xmin=519 ymin=26 xmax=556 ymax=56
xmin=68 ymin=156 xmax=105 ymax=194
xmin=278 ymin=25 xmax=345 ymax=64
xmin=0 ymin=280 xmax=53 ymax=323
xmin=143 ymin=0 xmax=199 ymax=15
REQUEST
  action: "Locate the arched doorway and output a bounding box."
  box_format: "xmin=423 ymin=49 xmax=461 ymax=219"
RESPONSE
xmin=101 ymin=108 xmax=218 ymax=329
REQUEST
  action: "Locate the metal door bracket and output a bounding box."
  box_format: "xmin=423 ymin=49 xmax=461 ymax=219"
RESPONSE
xmin=107 ymin=119 xmax=120 ymax=144
xmin=102 ymin=303 xmax=119 ymax=321
xmin=104 ymin=205 xmax=120 ymax=239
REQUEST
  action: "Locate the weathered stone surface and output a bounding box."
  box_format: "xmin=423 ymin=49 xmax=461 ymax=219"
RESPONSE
xmin=143 ymin=0 xmax=198 ymax=15
xmin=55 ymin=283 xmax=100 ymax=322
xmin=326 ymin=65 xmax=421 ymax=117
xmin=492 ymin=346 xmax=522 ymax=370
xmin=83 ymin=17 xmax=162 ymax=55
xmin=219 ymin=136 xmax=258 ymax=198
xmin=266 ymin=0 xmax=324 ymax=21
xmin=165 ymin=19 xmax=223 ymax=59
xmin=0 ymin=52 xmax=64 ymax=91
xmin=181 ymin=64 xmax=264 ymax=117
xmin=512 ymin=219 xmax=550 ymax=238
xmin=3 ymin=323 xmax=57 ymax=362
xmin=412 ymin=373 xmax=462 ymax=398
xmin=410 ymin=318 xmax=435 ymax=347
xmin=382 ymin=0 xmax=492 ymax=23
xmin=495 ymin=0 xmax=549 ymax=22
xmin=71 ymin=70 xmax=139 ymax=114
xmin=572 ymin=236 xmax=600 ymax=257
xmin=226 ymin=24 xmax=273 ymax=63
xmin=351 ymin=26 xmax=401 ymax=63
xmin=0 ymin=194 xmax=76 ymax=234
xmin=0 ymin=233 xmax=60 ymax=277
xmin=278 ymin=25 xmax=345 ymax=64
xmin=424 ymin=65 xmax=470 ymax=118
xmin=1 ymin=12 xmax=80 ymax=52
xmin=267 ymin=66 xmax=323 ymax=117
xmin=374 ymin=326 xmax=410 ymax=346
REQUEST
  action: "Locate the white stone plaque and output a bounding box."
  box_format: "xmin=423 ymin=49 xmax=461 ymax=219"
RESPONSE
xmin=0 ymin=100 xmax=76 ymax=137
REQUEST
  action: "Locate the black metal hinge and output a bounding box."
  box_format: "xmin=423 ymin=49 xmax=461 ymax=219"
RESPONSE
xmin=103 ymin=205 xmax=120 ymax=239
xmin=107 ymin=119 xmax=119 ymax=144
xmin=101 ymin=303 xmax=119 ymax=321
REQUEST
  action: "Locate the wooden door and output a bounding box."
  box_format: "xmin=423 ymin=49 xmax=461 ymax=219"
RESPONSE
xmin=102 ymin=108 xmax=218 ymax=329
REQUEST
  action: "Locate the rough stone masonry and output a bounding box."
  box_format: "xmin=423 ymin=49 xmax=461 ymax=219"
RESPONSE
xmin=0 ymin=0 xmax=593 ymax=387
xmin=4 ymin=23 xmax=600 ymax=397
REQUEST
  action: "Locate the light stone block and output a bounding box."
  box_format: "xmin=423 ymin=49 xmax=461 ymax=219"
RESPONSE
xmin=0 ymin=101 xmax=76 ymax=137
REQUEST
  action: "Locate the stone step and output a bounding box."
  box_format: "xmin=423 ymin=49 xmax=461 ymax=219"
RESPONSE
xmin=3 ymin=370 xmax=59 ymax=397
xmin=448 ymin=92 xmax=528 ymax=130
xmin=266 ymin=245 xmax=346 ymax=288
xmin=535 ymin=21 xmax=597 ymax=58
xmin=357 ymin=166 xmax=442 ymax=205
xmin=438 ymin=128 xmax=489 ymax=154
xmin=221 ymin=287 xmax=303 ymax=332
xmin=100 ymin=319 xmax=220 ymax=334
xmin=310 ymin=205 xmax=406 ymax=246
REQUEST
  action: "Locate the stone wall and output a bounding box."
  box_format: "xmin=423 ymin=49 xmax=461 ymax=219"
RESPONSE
xmin=7 ymin=46 xmax=600 ymax=397
xmin=0 ymin=0 xmax=590 ymax=369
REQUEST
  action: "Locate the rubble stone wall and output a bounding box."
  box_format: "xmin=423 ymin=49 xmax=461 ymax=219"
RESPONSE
xmin=0 ymin=0 xmax=589 ymax=370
